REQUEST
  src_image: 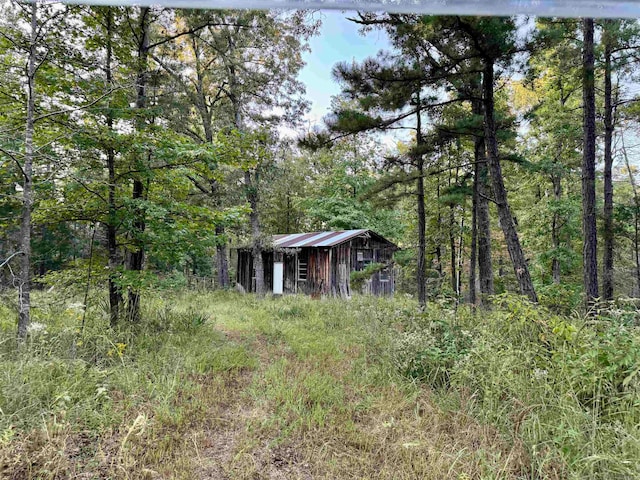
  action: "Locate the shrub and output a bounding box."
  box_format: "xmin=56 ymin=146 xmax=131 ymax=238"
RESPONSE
xmin=389 ymin=308 xmax=471 ymax=389
xmin=376 ymin=293 xmax=640 ymax=478
xmin=536 ymin=282 xmax=582 ymax=315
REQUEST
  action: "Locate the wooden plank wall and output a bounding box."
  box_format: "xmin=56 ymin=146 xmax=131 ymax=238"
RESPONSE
xmin=349 ymin=237 xmax=395 ymax=296
xmin=283 ymin=252 xmax=297 ymax=293
xmin=330 ymin=244 xmax=351 ymax=298
xmin=304 ymin=248 xmax=331 ymax=296
xmin=238 ymin=236 xmax=396 ymax=297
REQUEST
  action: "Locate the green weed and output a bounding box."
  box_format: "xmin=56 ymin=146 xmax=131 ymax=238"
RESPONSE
xmin=2 ymin=289 xmax=638 ymax=479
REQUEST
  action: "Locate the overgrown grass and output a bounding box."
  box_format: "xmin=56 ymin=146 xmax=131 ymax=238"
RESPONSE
xmin=1 ymin=289 xmax=639 ymax=478
xmin=0 ymin=290 xmax=256 ymax=479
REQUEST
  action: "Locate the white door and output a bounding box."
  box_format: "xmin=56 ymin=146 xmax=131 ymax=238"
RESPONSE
xmin=273 ymin=262 xmax=284 ymax=295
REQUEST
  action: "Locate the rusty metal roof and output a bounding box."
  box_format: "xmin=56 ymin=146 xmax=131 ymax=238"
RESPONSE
xmin=273 ymin=229 xmax=380 ymax=248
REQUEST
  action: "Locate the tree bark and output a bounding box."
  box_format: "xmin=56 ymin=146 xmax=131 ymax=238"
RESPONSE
xmin=231 ymin=104 xmax=263 ymax=296
xmin=469 ymin=161 xmax=478 ymax=306
xmin=215 ymin=225 xmax=229 ymax=288
xmin=448 ymin=165 xmax=457 ymax=296
xmin=602 ymin=20 xmax=615 ymax=301
xmin=225 ymin=33 xmax=265 ymax=295
xmin=456 ymin=205 xmax=465 ymax=300
xmin=105 ymin=8 xmax=122 ymax=328
xmin=416 ymin=107 xmax=427 ymax=307
xmin=582 ymin=18 xmax=599 ymax=306
xmin=246 ymin=170 xmax=265 ymax=294
xmin=199 ymin=58 xmax=230 ymax=289
xmin=635 ymin=214 xmax=640 ymax=297
xmin=551 ymin=173 xmax=562 ymax=285
xmin=472 ymin=96 xmax=494 ymax=304
xmin=483 ymin=59 xmax=537 ymax=302
xmin=435 ymin=175 xmax=443 ymax=281
xmin=476 ymin=133 xmax=494 ymax=301
xmin=210 ymin=180 xmax=229 ymax=289
xmin=127 ymin=180 xmax=145 ymax=322
xmin=127 ymin=7 xmax=150 ymax=323
xmin=17 ymin=2 xmax=38 ymax=341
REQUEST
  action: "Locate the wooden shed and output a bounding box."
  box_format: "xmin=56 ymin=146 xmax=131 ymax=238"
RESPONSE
xmin=236 ymin=229 xmax=397 ymax=297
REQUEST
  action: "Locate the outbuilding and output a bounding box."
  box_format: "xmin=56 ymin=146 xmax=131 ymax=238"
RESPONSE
xmin=236 ymin=229 xmax=397 ymax=297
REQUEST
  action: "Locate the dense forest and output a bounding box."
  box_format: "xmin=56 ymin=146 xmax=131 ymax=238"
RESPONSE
xmin=3 ymin=3 xmax=640 ymax=479
xmin=3 ymin=6 xmax=640 ymax=323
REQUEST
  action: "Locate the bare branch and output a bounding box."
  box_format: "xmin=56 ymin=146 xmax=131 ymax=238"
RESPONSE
xmin=0 ymin=146 xmax=27 ymax=179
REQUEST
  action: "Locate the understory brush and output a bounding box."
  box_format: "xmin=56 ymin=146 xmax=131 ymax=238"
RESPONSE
xmin=1 ymin=288 xmax=639 ymax=479
xmin=371 ymin=293 xmax=640 ymax=479
xmin=0 ymin=290 xmax=255 ymax=479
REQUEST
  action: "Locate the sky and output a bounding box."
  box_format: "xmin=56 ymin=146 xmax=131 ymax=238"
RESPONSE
xmin=298 ymin=11 xmax=390 ymax=128
xmin=293 ymin=12 xmax=640 ymax=172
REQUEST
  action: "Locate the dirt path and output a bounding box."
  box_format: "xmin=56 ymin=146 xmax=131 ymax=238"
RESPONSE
xmin=183 ymin=308 xmax=529 ymax=480
xmin=193 ymin=329 xmax=313 ymax=480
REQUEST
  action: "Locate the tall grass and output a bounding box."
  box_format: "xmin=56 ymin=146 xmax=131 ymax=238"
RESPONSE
xmin=369 ymin=293 xmax=640 ymax=479
xmin=0 ymin=290 xmax=256 ymax=478
xmin=1 ymin=289 xmax=639 ymax=479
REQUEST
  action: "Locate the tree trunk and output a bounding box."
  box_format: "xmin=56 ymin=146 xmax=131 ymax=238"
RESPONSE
xmin=200 ymin=69 xmax=230 ymax=289
xmin=476 ymin=133 xmax=494 ymax=302
xmin=435 ymin=175 xmax=443 ymax=281
xmin=449 ymin=204 xmax=457 ymax=295
xmin=234 ymin=127 xmax=263 ymax=296
xmin=602 ymin=20 xmax=615 ymax=301
xmin=635 ymin=216 xmax=640 ymax=297
xmin=456 ymin=205 xmax=465 ymax=300
xmin=127 ymin=7 xmax=150 ymax=323
xmin=215 ymin=224 xmax=229 ymax=288
xmin=551 ymin=173 xmax=562 ymax=285
xmin=471 ymin=96 xmax=494 ymax=304
xmin=38 ymin=226 xmax=46 ymax=278
xmin=483 ymin=59 xmax=537 ymax=302
xmin=225 ymin=34 xmax=264 ymax=295
xmin=246 ymin=170 xmax=265 ymax=294
xmin=105 ymin=8 xmax=122 ymax=328
xmin=127 ymin=179 xmax=145 ymax=322
xmin=469 ymin=162 xmax=478 ymax=306
xmin=416 ymin=108 xmax=427 ymax=307
xmin=230 ymin=84 xmax=263 ymax=294
xmin=17 ymin=2 xmax=38 ymax=341
xmin=208 ymin=178 xmax=230 ymax=289
xmin=448 ymin=165 xmax=457 ymax=296
xmin=582 ymin=18 xmax=599 ymax=306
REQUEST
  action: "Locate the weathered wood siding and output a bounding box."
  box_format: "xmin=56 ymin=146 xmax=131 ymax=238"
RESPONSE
xmin=236 ymin=232 xmax=396 ymax=296
xmin=348 ymin=236 xmax=395 ymax=296
xmin=302 ymin=248 xmax=331 ymax=296
xmin=236 ymin=250 xmax=252 ymax=292
xmin=330 ymin=243 xmax=351 ymax=297
xmin=283 ymin=252 xmax=297 ymax=293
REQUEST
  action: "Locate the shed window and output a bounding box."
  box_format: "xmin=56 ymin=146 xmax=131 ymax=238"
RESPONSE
xmin=357 ymin=249 xmax=372 ymax=262
xmin=380 ymin=268 xmax=390 ymax=282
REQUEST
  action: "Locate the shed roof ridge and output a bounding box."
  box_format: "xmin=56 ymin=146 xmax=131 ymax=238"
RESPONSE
xmin=272 ymin=229 xmax=380 ymax=248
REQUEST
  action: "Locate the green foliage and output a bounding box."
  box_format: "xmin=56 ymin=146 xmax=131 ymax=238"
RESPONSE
xmin=0 ymin=289 xmax=258 ymax=476
xmin=3 ymin=289 xmax=640 ymax=478
xmin=350 ymin=262 xmax=387 ymax=290
xmin=258 ymin=292 xmax=640 ymax=478
xmin=537 ymin=282 xmax=583 ymax=314
xmin=390 ymin=309 xmax=471 ymax=389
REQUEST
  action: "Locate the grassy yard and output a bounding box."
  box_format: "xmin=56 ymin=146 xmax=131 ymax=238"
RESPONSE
xmin=1 ymin=290 xmax=639 ymax=479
